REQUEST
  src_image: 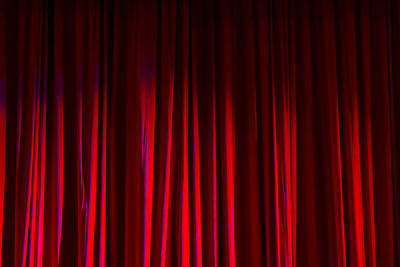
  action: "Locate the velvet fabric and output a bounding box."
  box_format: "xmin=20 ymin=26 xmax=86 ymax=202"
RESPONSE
xmin=0 ymin=0 xmax=399 ymax=266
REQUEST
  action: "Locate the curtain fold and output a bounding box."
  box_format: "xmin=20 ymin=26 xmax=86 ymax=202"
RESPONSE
xmin=0 ymin=0 xmax=400 ymax=266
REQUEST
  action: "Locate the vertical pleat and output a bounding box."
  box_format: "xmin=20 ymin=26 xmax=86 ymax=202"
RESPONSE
xmin=54 ymin=0 xmax=64 ymax=264
xmin=356 ymin=1 xmax=377 ymax=266
xmin=0 ymin=0 xmax=399 ymax=266
xmin=0 ymin=2 xmax=6 ymax=265
xmin=137 ymin=1 xmax=158 ymax=267
xmin=369 ymin=0 xmax=396 ymax=265
xmin=335 ymin=0 xmax=366 ymax=266
xmin=75 ymin=0 xmax=85 ymax=266
xmin=181 ymin=1 xmax=189 ymax=266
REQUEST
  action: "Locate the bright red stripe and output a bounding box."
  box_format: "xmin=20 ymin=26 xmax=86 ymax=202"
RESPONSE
xmin=85 ymin=90 xmax=98 ymax=267
xmin=77 ymin=68 xmax=84 ymax=267
xmin=0 ymin=87 xmax=5 ymax=267
xmin=289 ymin=13 xmax=297 ymax=267
xmin=268 ymin=3 xmax=281 ymax=264
xmin=225 ymin=89 xmax=235 ymax=267
xmin=22 ymin=7 xmax=40 ymax=266
xmin=290 ymin=105 xmax=297 ymax=267
xmin=358 ymin=2 xmax=376 ymax=264
xmin=181 ymin=1 xmax=190 ymax=265
xmin=141 ymin=85 xmax=156 ymax=267
xmin=22 ymin=87 xmax=38 ymax=267
xmin=160 ymin=81 xmax=174 ymax=267
xmin=212 ymin=90 xmax=217 ymax=267
xmin=182 ymin=81 xmax=190 ymax=267
xmin=85 ymin=1 xmax=100 ymax=265
xmin=56 ymin=87 xmax=64 ymax=264
xmin=192 ymin=82 xmax=203 ymax=267
xmin=100 ymin=87 xmax=107 ymax=267
xmin=36 ymin=2 xmax=48 ymax=264
xmin=365 ymin=94 xmax=377 ymax=267
xmin=210 ymin=11 xmax=217 ymax=267
xmin=271 ymin=89 xmax=281 ymax=267
xmin=283 ymin=100 xmax=292 ymax=267
xmin=54 ymin=3 xmax=64 ymax=263
xmin=0 ymin=7 xmax=5 ymax=267
xmin=351 ymin=104 xmax=366 ymax=267
xmin=30 ymin=7 xmax=45 ymax=266
xmin=75 ymin=5 xmax=85 ymax=263
xmin=138 ymin=3 xmax=157 ymax=264
xmin=28 ymin=84 xmax=40 ymax=267
xmin=36 ymin=91 xmax=47 ymax=267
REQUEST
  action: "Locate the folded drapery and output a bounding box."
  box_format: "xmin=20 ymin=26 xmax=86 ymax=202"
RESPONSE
xmin=0 ymin=0 xmax=399 ymax=266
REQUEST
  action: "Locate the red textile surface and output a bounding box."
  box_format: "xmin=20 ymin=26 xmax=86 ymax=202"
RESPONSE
xmin=0 ymin=0 xmax=400 ymax=266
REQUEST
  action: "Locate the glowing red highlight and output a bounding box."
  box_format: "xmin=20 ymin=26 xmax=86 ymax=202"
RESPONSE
xmin=160 ymin=81 xmax=174 ymax=267
xmin=28 ymin=84 xmax=40 ymax=267
xmin=37 ymin=5 xmax=48 ymax=265
xmin=351 ymin=105 xmax=366 ymax=267
xmin=56 ymin=82 xmax=64 ymax=265
xmin=100 ymin=87 xmax=107 ymax=267
xmin=182 ymin=80 xmax=190 ymax=267
xmin=283 ymin=98 xmax=293 ymax=267
xmin=0 ymin=81 xmax=5 ymax=267
xmin=192 ymin=82 xmax=203 ymax=267
xmin=141 ymin=84 xmax=156 ymax=267
xmin=271 ymin=90 xmax=281 ymax=267
xmin=290 ymin=105 xmax=297 ymax=267
xmin=54 ymin=4 xmax=64 ymax=263
xmin=212 ymin=90 xmax=217 ymax=267
xmin=85 ymin=89 xmax=99 ymax=267
xmin=36 ymin=88 xmax=47 ymax=267
xmin=225 ymin=89 xmax=235 ymax=267
xmin=334 ymin=99 xmax=348 ymax=267
xmin=22 ymin=87 xmax=38 ymax=267
xmin=358 ymin=8 xmax=376 ymax=264
xmin=364 ymin=90 xmax=377 ymax=267
xmin=0 ymin=10 xmax=5 ymax=267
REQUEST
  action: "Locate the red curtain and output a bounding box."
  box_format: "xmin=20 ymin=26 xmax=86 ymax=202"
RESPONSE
xmin=1 ymin=0 xmax=400 ymax=266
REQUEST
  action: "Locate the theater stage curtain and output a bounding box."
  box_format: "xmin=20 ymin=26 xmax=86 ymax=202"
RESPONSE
xmin=0 ymin=0 xmax=399 ymax=266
